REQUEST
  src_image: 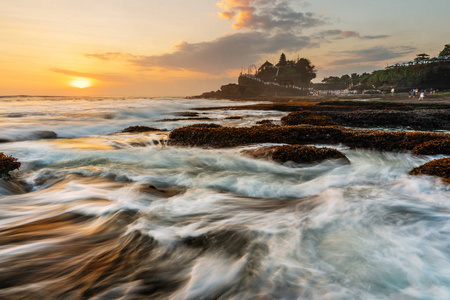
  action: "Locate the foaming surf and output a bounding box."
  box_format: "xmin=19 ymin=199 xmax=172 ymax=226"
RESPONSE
xmin=0 ymin=96 xmax=449 ymax=299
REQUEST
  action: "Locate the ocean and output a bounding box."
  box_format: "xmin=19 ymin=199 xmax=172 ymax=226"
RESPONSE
xmin=0 ymin=96 xmax=449 ymax=299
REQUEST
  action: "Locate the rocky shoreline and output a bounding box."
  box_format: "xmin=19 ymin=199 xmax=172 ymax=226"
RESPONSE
xmin=194 ymin=95 xmax=450 ymax=131
xmin=1 ymin=95 xmax=449 ymax=183
xmin=168 ymin=103 xmax=450 ymax=183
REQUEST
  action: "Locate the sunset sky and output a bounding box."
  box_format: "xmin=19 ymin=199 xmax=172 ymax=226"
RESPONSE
xmin=1 ymin=0 xmax=449 ymax=96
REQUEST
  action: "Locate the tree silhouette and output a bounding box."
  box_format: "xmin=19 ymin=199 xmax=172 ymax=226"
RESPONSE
xmin=415 ymin=53 xmax=430 ymax=61
xmin=295 ymin=58 xmax=316 ymax=86
xmin=439 ymin=44 xmax=450 ymax=57
xmin=277 ymin=53 xmax=287 ymax=67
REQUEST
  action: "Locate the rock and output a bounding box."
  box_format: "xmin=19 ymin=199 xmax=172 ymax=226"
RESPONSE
xmin=169 ymin=122 xmax=449 ymax=153
xmin=412 ymin=139 xmax=450 ymax=155
xmin=243 ymin=145 xmax=349 ymax=164
xmin=174 ymin=112 xmax=199 ymax=117
xmin=157 ymin=117 xmax=211 ymax=122
xmin=272 ymin=145 xmax=349 ymax=164
xmin=256 ymin=120 xmax=275 ymax=126
xmin=31 ymin=131 xmax=57 ymax=139
xmin=121 ymin=126 xmax=164 ymax=133
xmin=0 ymin=153 xmax=21 ymax=179
xmin=281 ymin=111 xmax=339 ymax=126
xmin=409 ymin=158 xmax=450 ymax=184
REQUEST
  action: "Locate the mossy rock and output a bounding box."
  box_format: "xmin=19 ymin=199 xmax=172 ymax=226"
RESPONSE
xmin=122 ymin=126 xmax=164 ymax=133
xmin=256 ymin=120 xmax=275 ymax=126
xmin=169 ymin=120 xmax=449 ymax=152
xmin=412 ymin=139 xmax=450 ymax=155
xmin=244 ymin=145 xmax=349 ymax=164
xmin=281 ymin=111 xmax=339 ymax=126
xmin=409 ymin=158 xmax=450 ymax=183
xmin=0 ymin=153 xmax=21 ymax=179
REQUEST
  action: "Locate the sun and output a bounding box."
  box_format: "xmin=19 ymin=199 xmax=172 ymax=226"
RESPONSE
xmin=70 ymin=78 xmax=92 ymax=89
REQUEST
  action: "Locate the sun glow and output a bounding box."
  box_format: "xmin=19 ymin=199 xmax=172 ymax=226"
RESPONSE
xmin=70 ymin=78 xmax=92 ymax=89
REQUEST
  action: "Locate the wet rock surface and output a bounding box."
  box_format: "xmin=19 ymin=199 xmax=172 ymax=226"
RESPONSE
xmin=27 ymin=131 xmax=58 ymax=140
xmin=196 ymin=99 xmax=450 ymax=131
xmin=121 ymin=126 xmax=166 ymax=133
xmin=169 ymin=123 xmax=449 ymax=155
xmin=0 ymin=153 xmax=21 ymax=179
xmin=281 ymin=111 xmax=339 ymax=126
xmin=409 ymin=158 xmax=450 ymax=184
xmin=243 ymin=145 xmax=349 ymax=164
xmin=412 ymin=139 xmax=450 ymax=155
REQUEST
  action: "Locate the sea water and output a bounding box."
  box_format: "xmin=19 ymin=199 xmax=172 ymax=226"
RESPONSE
xmin=0 ymin=96 xmax=449 ymax=299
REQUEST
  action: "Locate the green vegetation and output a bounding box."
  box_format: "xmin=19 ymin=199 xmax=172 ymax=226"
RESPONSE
xmin=439 ymin=44 xmax=450 ymax=57
xmin=319 ymin=44 xmax=450 ymax=90
xmin=255 ymin=53 xmax=317 ymax=87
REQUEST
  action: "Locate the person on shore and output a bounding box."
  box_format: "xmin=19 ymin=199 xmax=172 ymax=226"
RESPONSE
xmin=418 ymin=91 xmax=425 ymax=100
xmin=391 ymin=88 xmax=395 ymax=95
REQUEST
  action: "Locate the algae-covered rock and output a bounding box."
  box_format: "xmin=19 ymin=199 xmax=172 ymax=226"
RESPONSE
xmin=281 ymin=111 xmax=339 ymax=126
xmin=244 ymin=145 xmax=349 ymax=164
xmin=0 ymin=153 xmax=21 ymax=179
xmin=272 ymin=145 xmax=349 ymax=164
xmin=122 ymin=126 xmax=165 ymax=133
xmin=409 ymin=158 xmax=450 ymax=184
xmin=412 ymin=139 xmax=450 ymax=155
xmin=169 ymin=116 xmax=449 ymax=153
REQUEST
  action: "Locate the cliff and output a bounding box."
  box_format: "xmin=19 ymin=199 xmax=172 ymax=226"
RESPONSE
xmin=195 ymin=75 xmax=308 ymax=99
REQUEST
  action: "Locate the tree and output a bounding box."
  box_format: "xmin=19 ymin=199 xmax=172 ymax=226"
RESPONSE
xmin=277 ymin=53 xmax=287 ymax=67
xmin=295 ymin=58 xmax=316 ymax=86
xmin=439 ymin=44 xmax=450 ymax=57
xmin=414 ymin=53 xmax=430 ymax=61
xmin=321 ymin=76 xmax=341 ymax=84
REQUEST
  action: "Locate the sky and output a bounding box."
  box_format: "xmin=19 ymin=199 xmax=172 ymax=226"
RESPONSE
xmin=1 ymin=0 xmax=449 ymax=97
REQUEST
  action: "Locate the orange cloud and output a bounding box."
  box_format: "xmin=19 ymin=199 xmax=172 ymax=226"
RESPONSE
xmin=216 ymin=0 xmax=324 ymax=31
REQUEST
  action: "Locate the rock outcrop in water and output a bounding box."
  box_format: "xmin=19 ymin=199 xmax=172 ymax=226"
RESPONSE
xmin=281 ymin=111 xmax=338 ymax=126
xmin=121 ymin=126 xmax=166 ymax=133
xmin=412 ymin=139 xmax=450 ymax=155
xmin=0 ymin=153 xmax=21 ymax=179
xmin=196 ymin=100 xmax=450 ymax=131
xmin=243 ymin=145 xmax=349 ymax=164
xmin=409 ymin=158 xmax=450 ymax=184
xmin=169 ymin=123 xmax=450 ymax=155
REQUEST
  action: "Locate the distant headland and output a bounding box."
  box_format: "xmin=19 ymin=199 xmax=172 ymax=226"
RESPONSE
xmin=193 ymin=44 xmax=450 ymax=99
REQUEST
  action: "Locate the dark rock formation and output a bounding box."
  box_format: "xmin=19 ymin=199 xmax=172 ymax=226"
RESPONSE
xmin=157 ymin=117 xmax=211 ymax=122
xmin=169 ymin=123 xmax=449 ymax=154
xmin=409 ymin=158 xmax=450 ymax=184
xmin=412 ymin=139 xmax=450 ymax=155
xmin=256 ymin=120 xmax=275 ymax=126
xmin=0 ymin=153 xmax=21 ymax=179
xmin=122 ymin=126 xmax=165 ymax=133
xmin=281 ymin=111 xmax=339 ymax=126
xmin=321 ymin=110 xmax=450 ymax=131
xmin=196 ymin=100 xmax=450 ymax=131
xmin=195 ymin=76 xmax=308 ymax=99
xmin=243 ymin=145 xmax=349 ymax=164
xmin=31 ymin=131 xmax=57 ymax=139
xmin=174 ymin=112 xmax=199 ymax=117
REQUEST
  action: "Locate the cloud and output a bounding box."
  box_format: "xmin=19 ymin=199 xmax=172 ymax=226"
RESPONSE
xmin=362 ymin=35 xmax=390 ymax=40
xmin=84 ymin=52 xmax=138 ymax=61
xmin=217 ymin=0 xmax=324 ymax=31
xmin=50 ymin=68 xmax=130 ymax=82
xmin=317 ymin=30 xmax=389 ymax=40
xmin=87 ymin=32 xmax=317 ymax=75
xmin=330 ymin=46 xmax=416 ymax=65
